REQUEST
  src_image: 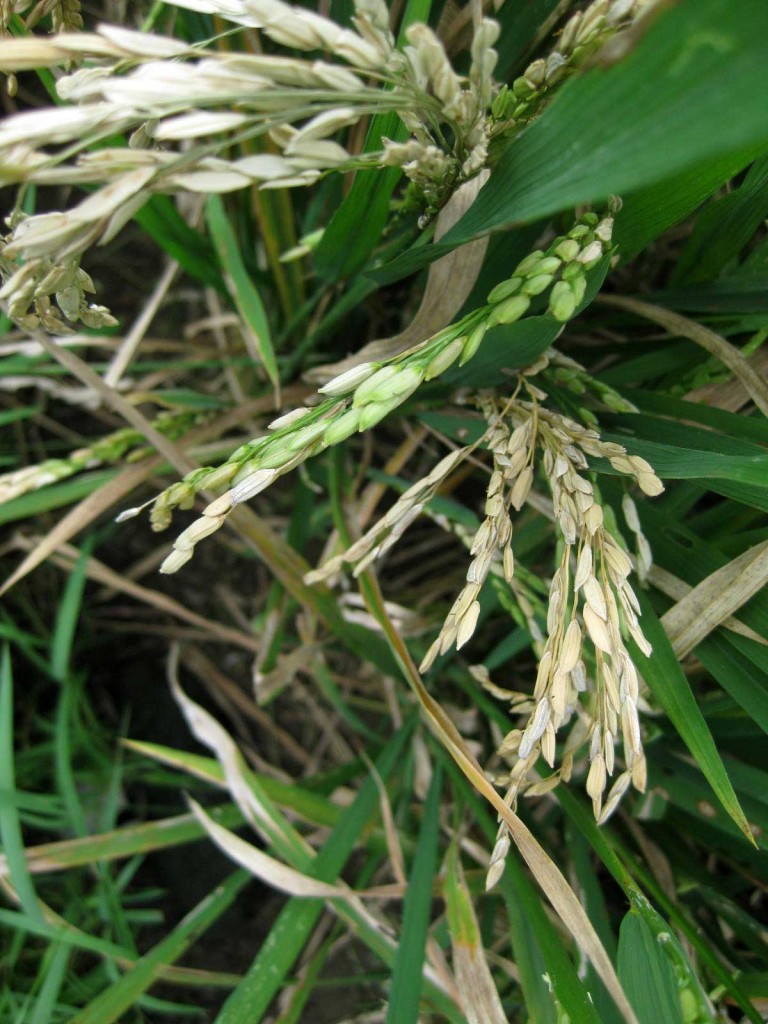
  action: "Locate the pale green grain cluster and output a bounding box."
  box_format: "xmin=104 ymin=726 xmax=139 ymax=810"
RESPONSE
xmin=490 ymin=0 xmax=642 ymax=140
xmin=151 ymin=209 xmax=617 ymax=573
xmin=0 ymin=409 xmax=201 ymax=505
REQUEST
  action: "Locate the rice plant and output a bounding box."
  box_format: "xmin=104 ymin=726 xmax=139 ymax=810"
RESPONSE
xmin=1 ymin=0 xmax=768 ymax=1020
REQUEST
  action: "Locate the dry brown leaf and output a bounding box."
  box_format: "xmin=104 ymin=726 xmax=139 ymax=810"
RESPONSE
xmin=660 ymin=540 xmax=768 ymax=658
xmin=648 ymin=564 xmax=767 ymax=647
xmin=360 ymin=574 xmax=641 ymax=1024
xmin=446 ymin=849 xmax=509 ymax=1024
xmin=188 ymin=798 xmax=349 ymax=898
xmin=0 ymin=461 xmax=160 ymax=597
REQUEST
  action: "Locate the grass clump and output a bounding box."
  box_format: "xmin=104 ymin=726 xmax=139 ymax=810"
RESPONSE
xmin=1 ymin=0 xmax=768 ymax=1020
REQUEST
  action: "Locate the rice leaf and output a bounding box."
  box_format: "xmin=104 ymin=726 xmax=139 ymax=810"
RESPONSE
xmin=27 ymin=943 xmax=69 ymax=1024
xmin=385 ymin=765 xmax=443 ymax=1024
xmin=674 ymin=150 xmax=768 ymax=283
xmin=615 ymin=146 xmax=763 ymax=261
xmin=136 ymin=196 xmax=224 ymax=292
xmin=501 ymin=851 xmax=602 ymax=1024
xmin=68 ymin=870 xmax=250 ymax=1024
xmin=444 ymin=842 xmax=507 ymax=1024
xmin=205 ymin=194 xmax=279 ymax=394
xmin=0 ymin=647 xmax=42 ymax=923
xmin=313 ymin=0 xmax=433 ymax=280
xmin=617 ymin=912 xmax=681 ymax=1024
xmin=696 ymin=634 xmax=768 ymax=734
xmin=630 ymin=591 xmax=754 ymax=843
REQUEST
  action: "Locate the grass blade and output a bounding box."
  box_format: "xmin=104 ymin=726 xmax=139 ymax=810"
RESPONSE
xmin=0 ymin=646 xmax=42 ymax=923
xmin=205 ymin=194 xmax=279 ymax=396
xmin=385 ymin=765 xmax=443 ymax=1024
xmin=631 ymin=591 xmax=754 ymax=843
xmin=69 ymin=871 xmax=250 ymax=1024
xmin=215 ymin=721 xmax=413 ymax=1023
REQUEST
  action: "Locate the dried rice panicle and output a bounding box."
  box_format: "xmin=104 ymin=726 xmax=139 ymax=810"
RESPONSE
xmin=485 ymin=397 xmax=663 ymax=888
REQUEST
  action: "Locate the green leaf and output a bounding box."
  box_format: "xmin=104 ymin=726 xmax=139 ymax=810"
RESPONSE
xmin=386 ymin=766 xmax=442 ymax=1024
xmin=501 ymin=851 xmax=603 ymax=1024
xmin=214 ymin=722 xmax=446 ymax=1024
xmin=695 ymin=634 xmax=768 ymax=735
xmin=69 ymin=871 xmax=251 ymax=1024
xmin=566 ymin=826 xmax=623 ymax=1024
xmin=602 ymin=433 xmax=768 ymax=487
xmin=136 ymin=196 xmax=224 ymax=292
xmin=617 ymin=913 xmax=681 ymax=1024
xmin=629 ymin=591 xmax=754 ymax=843
xmin=444 ymin=255 xmax=611 ymax=388
xmin=314 ymin=117 xmax=405 ymax=281
xmin=673 ymin=151 xmax=768 ymax=283
xmin=627 ymin=391 xmax=768 ymax=446
xmin=0 ymin=470 xmax=118 ymax=527
xmin=375 ymin=0 xmax=768 ymax=283
xmin=654 ymin=276 xmax=768 ymax=314
xmin=0 ymin=646 xmax=42 ymax=924
xmin=494 ymin=0 xmax=563 ymax=80
xmin=50 ymin=538 xmax=91 ymax=683
xmin=205 ymin=195 xmax=278 ymax=391
xmin=28 ymin=942 xmax=70 ymax=1024
xmin=615 ymin=147 xmax=762 ymax=261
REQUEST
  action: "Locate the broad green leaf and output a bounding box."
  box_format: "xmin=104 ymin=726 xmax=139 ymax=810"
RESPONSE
xmin=627 ymin=392 xmax=768 ymax=446
xmin=494 ymin=0 xmax=563 ymax=80
xmin=655 ymin=276 xmax=768 ymax=314
xmin=694 ymin=637 xmax=768 ymax=735
xmin=313 ymin=115 xmax=406 ymax=282
xmin=626 ymin=893 xmax=716 ymax=1024
xmin=386 ymin=766 xmax=442 ymax=1024
xmin=375 ymin=0 xmax=768 ymax=283
xmin=557 ymin=790 xmax=763 ymax=1023
xmin=617 ymin=913 xmax=681 ymax=1024
xmin=629 ymin=591 xmax=753 ymax=843
xmin=603 ymin=434 xmax=768 ymax=488
xmin=206 ymin=194 xmax=278 ymax=391
xmin=647 ymin=748 xmax=767 ymax=853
